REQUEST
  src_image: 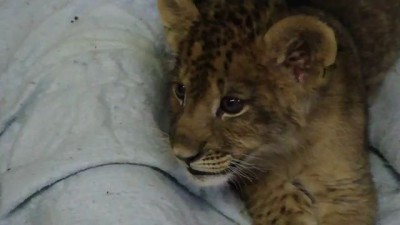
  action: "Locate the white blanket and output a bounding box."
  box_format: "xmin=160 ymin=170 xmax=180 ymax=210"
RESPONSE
xmin=369 ymin=58 xmax=400 ymax=225
xmin=0 ymin=0 xmax=398 ymax=225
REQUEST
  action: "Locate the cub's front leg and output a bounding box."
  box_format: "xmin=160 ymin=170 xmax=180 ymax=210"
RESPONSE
xmin=244 ymin=176 xmax=376 ymax=225
xmin=245 ymin=180 xmax=318 ymax=225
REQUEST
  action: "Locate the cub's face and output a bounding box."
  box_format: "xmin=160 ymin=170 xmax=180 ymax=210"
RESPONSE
xmin=158 ymin=0 xmax=337 ymax=186
xmin=170 ymin=48 xmax=295 ymax=186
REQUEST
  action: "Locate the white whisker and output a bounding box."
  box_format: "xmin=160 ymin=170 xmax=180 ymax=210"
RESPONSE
xmin=231 ymin=162 xmax=259 ymax=181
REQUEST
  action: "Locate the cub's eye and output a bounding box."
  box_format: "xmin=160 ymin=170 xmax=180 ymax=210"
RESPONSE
xmin=219 ymin=96 xmax=245 ymax=115
xmin=173 ymin=83 xmax=186 ymax=102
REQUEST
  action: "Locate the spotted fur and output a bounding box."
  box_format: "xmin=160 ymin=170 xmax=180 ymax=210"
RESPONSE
xmin=156 ymin=0 xmax=400 ymax=224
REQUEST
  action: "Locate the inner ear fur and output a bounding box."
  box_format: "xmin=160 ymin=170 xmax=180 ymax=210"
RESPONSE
xmin=158 ymin=0 xmax=199 ymax=51
xmin=263 ymin=15 xmax=337 ymax=82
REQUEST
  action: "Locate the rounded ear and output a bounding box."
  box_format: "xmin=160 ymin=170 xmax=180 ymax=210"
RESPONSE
xmin=263 ymin=15 xmax=337 ymax=83
xmin=158 ymin=0 xmax=199 ymax=52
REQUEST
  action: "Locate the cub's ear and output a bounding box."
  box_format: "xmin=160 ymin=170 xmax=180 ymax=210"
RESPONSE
xmin=158 ymin=0 xmax=199 ymax=51
xmin=263 ymin=15 xmax=337 ymax=83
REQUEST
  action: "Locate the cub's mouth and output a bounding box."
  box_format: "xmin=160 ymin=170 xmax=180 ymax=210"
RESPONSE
xmin=177 ymin=150 xmax=238 ymax=186
xmin=187 ymin=167 xmax=231 ymax=176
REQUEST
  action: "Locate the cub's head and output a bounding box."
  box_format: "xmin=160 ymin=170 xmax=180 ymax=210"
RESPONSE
xmin=158 ymin=0 xmax=337 ymax=186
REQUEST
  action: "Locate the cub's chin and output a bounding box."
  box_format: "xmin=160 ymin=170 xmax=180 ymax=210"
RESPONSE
xmin=185 ymin=169 xmax=233 ymax=187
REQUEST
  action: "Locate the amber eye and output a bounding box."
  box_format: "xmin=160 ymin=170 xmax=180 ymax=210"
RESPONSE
xmin=219 ymin=96 xmax=245 ymax=115
xmin=174 ymin=83 xmax=186 ymax=102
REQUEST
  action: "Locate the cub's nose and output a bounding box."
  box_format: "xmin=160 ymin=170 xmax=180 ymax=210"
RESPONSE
xmin=172 ymin=141 xmax=206 ymax=165
xmin=175 ymin=151 xmax=204 ymax=165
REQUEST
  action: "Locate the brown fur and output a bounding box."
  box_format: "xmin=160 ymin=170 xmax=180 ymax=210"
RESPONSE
xmin=156 ymin=0 xmax=399 ymax=224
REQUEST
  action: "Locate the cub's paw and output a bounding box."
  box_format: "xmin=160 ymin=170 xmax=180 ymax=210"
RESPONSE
xmin=287 ymin=214 xmax=318 ymax=225
xmin=252 ymin=214 xmax=317 ymax=225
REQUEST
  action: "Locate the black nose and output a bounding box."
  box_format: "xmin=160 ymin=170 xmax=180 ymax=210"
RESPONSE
xmin=176 ymin=151 xmax=204 ymax=165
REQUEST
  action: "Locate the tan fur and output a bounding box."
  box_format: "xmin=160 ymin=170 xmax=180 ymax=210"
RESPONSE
xmin=155 ymin=0 xmax=400 ymax=224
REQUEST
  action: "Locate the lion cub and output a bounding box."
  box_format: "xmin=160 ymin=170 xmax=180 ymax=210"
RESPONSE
xmin=158 ymin=0 xmax=380 ymax=224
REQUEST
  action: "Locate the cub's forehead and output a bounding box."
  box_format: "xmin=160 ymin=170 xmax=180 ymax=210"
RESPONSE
xmin=176 ymin=37 xmax=254 ymax=78
xmin=171 ymin=4 xmax=272 ymax=97
xmin=174 ymin=51 xmax=260 ymax=102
